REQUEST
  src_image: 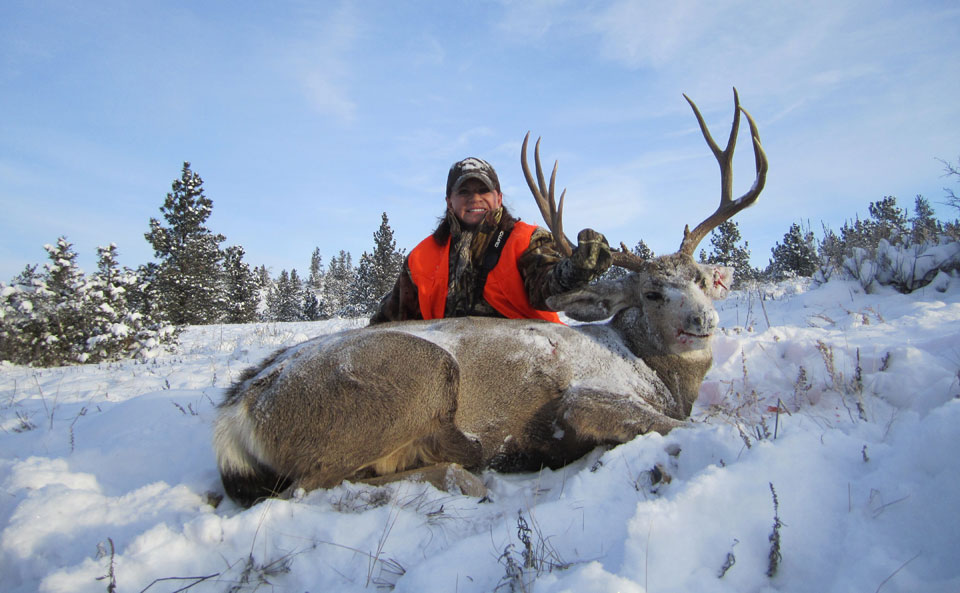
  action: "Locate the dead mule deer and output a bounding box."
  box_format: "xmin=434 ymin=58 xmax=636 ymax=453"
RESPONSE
xmin=213 ymin=89 xmax=767 ymax=507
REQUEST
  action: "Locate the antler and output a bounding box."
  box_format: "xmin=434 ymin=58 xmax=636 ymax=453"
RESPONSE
xmin=521 ymin=132 xmax=572 ymax=257
xmin=521 ymin=132 xmax=649 ymax=272
xmin=678 ymin=88 xmax=768 ymax=257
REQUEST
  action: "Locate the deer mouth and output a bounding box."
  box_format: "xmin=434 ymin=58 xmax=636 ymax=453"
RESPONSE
xmin=677 ymin=329 xmax=712 ymax=340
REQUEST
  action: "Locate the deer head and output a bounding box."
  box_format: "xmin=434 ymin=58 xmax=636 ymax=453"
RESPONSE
xmin=522 ymin=89 xmax=768 ymax=412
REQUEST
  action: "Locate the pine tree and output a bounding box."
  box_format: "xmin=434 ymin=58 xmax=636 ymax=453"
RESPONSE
xmin=633 ymin=239 xmax=655 ymax=261
xmin=255 ymin=265 xmax=271 ymax=287
xmin=254 ymin=264 xmax=272 ymax=318
xmin=1 ymin=242 xmax=176 ymax=366
xmin=267 ymin=270 xmax=289 ymax=321
xmin=304 ymin=248 xmax=326 ymax=320
xmin=222 ymin=246 xmax=261 ymax=323
xmin=288 ymin=269 xmax=306 ymax=321
xmin=267 ymin=269 xmax=308 ymax=322
xmin=699 ymin=221 xmax=756 ymax=288
xmin=303 ymin=291 xmax=323 ymax=321
xmin=910 ymin=195 xmax=940 ymax=244
xmin=367 ymin=213 xmax=404 ymax=299
xmin=87 ymin=244 xmax=176 ymax=362
xmin=839 ymin=215 xmax=873 ymax=253
xmin=308 ymin=248 xmax=324 ymax=292
xmin=322 ymin=251 xmax=355 ymax=317
xmin=349 ymin=213 xmax=405 ymax=315
xmin=350 ymin=251 xmax=379 ymax=316
xmin=85 ymin=244 xmax=128 ymax=361
xmin=1 ymin=238 xmax=94 ymax=365
xmin=0 ymin=265 xmax=47 ymax=364
xmin=867 ymin=195 xmax=908 ymax=245
xmin=145 ymin=162 xmax=227 ymax=325
xmin=40 ymin=237 xmax=94 ymax=364
xmin=767 ymin=223 xmax=819 ymax=280
xmin=129 ymin=262 xmax=166 ymax=326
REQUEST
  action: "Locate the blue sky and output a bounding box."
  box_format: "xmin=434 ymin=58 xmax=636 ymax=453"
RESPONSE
xmin=2 ymin=0 xmax=959 ymax=281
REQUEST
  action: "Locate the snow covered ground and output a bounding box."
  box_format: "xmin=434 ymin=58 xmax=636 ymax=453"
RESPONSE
xmin=1 ymin=278 xmax=958 ymax=593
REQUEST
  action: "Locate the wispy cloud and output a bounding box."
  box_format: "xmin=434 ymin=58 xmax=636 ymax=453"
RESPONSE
xmin=278 ymin=2 xmax=362 ymax=122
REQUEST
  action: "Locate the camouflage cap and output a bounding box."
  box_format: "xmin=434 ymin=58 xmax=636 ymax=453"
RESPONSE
xmin=446 ymin=157 xmax=501 ymax=197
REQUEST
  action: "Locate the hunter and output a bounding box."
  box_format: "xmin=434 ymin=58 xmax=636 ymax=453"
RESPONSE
xmin=370 ymin=156 xmax=612 ymax=324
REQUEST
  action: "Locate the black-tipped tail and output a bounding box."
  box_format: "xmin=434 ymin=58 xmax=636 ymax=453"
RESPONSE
xmin=221 ymin=462 xmax=292 ymax=508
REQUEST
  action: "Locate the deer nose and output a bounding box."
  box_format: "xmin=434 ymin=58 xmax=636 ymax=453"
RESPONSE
xmin=685 ymin=309 xmax=719 ymax=336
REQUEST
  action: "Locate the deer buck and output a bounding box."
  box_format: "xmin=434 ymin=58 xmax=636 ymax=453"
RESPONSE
xmin=213 ymin=89 xmax=768 ymax=507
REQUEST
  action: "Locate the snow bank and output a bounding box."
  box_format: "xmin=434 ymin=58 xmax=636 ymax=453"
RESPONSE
xmin=1 ymin=285 xmax=958 ymax=592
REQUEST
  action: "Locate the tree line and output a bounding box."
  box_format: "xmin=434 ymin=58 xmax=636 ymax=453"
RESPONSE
xmin=695 ymin=191 xmax=960 ymax=292
xmin=0 ymin=163 xmax=403 ymax=366
xmin=3 ymin=158 xmax=959 ymax=367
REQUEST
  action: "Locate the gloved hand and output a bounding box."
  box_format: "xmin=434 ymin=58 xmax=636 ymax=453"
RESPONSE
xmin=556 ymin=228 xmax=613 ymax=289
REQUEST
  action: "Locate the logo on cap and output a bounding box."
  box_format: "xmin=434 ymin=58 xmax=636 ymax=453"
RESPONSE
xmin=446 ymin=157 xmax=501 ymax=196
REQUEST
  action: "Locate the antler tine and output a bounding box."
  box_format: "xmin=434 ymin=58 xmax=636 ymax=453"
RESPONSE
xmin=611 ymin=243 xmax=649 ymax=272
xmin=522 ymin=132 xmax=574 ymax=256
xmin=678 ymin=88 xmax=768 ymax=257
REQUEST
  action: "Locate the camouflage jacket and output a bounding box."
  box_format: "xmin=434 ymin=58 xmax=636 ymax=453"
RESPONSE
xmin=370 ymin=207 xmax=579 ymax=325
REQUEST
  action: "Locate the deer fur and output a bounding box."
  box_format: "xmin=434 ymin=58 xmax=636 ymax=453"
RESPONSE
xmin=213 ymin=256 xmax=733 ymax=507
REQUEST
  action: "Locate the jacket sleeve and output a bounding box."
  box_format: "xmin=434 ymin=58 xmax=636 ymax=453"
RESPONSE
xmin=517 ymin=227 xmax=570 ymax=311
xmin=369 ymin=256 xmax=424 ymax=325
xmin=518 ymin=227 xmax=613 ymax=310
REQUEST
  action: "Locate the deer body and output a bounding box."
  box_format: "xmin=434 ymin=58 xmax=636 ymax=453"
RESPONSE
xmin=215 ymin=254 xmax=732 ymax=506
xmin=214 ymin=90 xmax=767 ymax=506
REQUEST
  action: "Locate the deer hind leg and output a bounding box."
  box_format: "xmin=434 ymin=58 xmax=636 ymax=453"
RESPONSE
xmin=281 ymin=330 xmax=480 ymax=495
xmin=561 ymin=387 xmax=684 ymax=444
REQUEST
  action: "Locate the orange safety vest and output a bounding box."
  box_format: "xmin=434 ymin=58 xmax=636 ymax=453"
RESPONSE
xmin=408 ymin=221 xmax=562 ymax=323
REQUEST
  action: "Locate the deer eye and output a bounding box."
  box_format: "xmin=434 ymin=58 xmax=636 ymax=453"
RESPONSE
xmin=644 ymin=291 xmax=664 ymax=302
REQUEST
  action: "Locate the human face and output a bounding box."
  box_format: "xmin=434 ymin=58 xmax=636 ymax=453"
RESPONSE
xmin=446 ymin=178 xmax=503 ymax=227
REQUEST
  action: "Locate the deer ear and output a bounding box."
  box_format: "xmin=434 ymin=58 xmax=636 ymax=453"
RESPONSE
xmin=701 ymin=265 xmax=734 ymax=299
xmin=546 ymin=281 xmax=631 ymax=322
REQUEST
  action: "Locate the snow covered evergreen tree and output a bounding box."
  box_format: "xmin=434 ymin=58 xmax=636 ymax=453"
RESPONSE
xmin=766 ymin=223 xmax=819 ymax=280
xmin=222 ymin=245 xmax=260 ymax=324
xmin=86 ymin=244 xmax=176 ymax=362
xmin=910 ymin=195 xmax=940 ymax=244
xmin=868 ymin=195 xmax=909 ymax=245
xmin=322 ymin=251 xmax=355 ymax=317
xmin=841 ymin=195 xmax=909 ymax=251
xmin=0 ymin=241 xmax=177 ymax=366
xmin=145 ymin=162 xmax=227 ymax=325
xmin=128 ymin=262 xmax=166 ymax=327
xmin=37 ymin=238 xmax=93 ymax=364
xmin=699 ymin=221 xmax=756 ymax=288
xmin=308 ymin=248 xmax=324 ymax=292
xmin=288 ymin=269 xmax=307 ymax=320
xmin=0 ymin=264 xmax=49 ymax=365
xmin=304 ymin=248 xmax=326 ymax=320
xmin=266 ymin=269 xmax=308 ymax=322
xmin=303 ymin=291 xmax=323 ymax=321
xmin=349 ymin=213 xmax=404 ymax=315
xmin=349 ymin=252 xmax=379 ymax=316
xmin=85 ymin=244 xmax=130 ymax=361
xmin=254 ymin=264 xmax=272 ymax=318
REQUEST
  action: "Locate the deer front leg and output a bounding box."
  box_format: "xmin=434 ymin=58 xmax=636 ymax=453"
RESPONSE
xmin=560 ymin=387 xmax=684 ymax=443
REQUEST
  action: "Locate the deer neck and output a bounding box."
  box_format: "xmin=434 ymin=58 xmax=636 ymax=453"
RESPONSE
xmin=612 ymin=307 xmax=713 ymax=418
